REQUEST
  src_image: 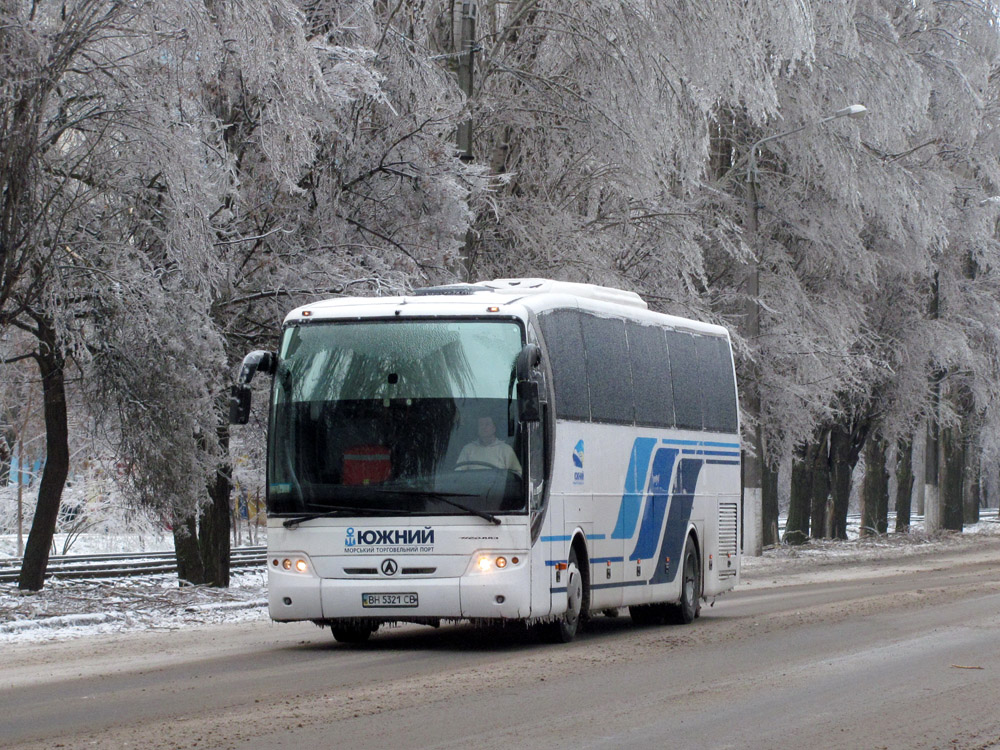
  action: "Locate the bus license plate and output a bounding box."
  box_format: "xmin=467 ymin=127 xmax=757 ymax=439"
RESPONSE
xmin=362 ymin=593 xmax=418 ymax=608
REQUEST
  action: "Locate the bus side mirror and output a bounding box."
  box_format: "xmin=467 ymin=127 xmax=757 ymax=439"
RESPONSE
xmin=515 ymin=344 xmax=542 ymax=423
xmin=229 ymin=384 xmax=252 ymax=425
xmin=517 ymin=380 xmax=541 ymax=423
xmin=229 ymin=350 xmax=277 ymax=425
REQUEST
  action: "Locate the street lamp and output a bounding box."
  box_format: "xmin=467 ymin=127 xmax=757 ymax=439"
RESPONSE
xmin=747 ymin=104 xmax=867 ymax=180
xmin=741 ymin=104 xmax=867 ymax=556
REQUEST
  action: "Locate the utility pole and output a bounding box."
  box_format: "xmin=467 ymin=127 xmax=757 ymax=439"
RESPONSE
xmin=456 ymin=1 xmax=477 ymax=162
xmin=17 ymin=433 xmax=24 ymax=557
xmin=925 ymin=268 xmax=942 ymax=532
xmin=742 ymin=174 xmax=764 ymax=556
xmin=456 ymin=1 xmax=478 ymax=280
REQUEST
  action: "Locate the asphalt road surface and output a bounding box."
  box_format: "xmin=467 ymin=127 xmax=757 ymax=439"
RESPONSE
xmin=3 ymin=537 xmax=1000 ymax=750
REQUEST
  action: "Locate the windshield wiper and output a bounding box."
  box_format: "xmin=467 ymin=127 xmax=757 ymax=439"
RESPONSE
xmin=374 ymin=489 xmax=502 ymax=526
xmin=281 ymin=506 xmax=398 ymax=528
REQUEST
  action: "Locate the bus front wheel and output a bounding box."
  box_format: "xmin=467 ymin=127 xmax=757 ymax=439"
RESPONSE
xmin=545 ymin=547 xmax=585 ymax=643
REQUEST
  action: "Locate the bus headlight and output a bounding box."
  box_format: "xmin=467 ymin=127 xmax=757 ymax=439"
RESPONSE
xmin=273 ymin=556 xmax=311 ymax=574
xmin=473 ymin=554 xmax=520 ymax=573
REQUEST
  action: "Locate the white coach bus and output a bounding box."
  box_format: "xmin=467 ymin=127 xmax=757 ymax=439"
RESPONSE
xmin=230 ymin=278 xmax=741 ymax=643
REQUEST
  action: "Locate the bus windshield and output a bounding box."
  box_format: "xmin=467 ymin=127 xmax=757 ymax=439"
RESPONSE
xmin=267 ymin=319 xmax=527 ymax=518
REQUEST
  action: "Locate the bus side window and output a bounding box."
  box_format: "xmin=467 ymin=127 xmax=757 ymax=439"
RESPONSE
xmin=537 ymin=310 xmax=590 ymax=421
xmin=580 ymin=314 xmax=634 ymax=425
xmin=626 ymin=321 xmax=675 ymax=428
xmin=665 ymin=330 xmax=703 ymax=431
xmin=696 ymin=335 xmax=738 ymax=433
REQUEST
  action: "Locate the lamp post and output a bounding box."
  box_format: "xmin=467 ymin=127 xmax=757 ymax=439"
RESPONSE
xmin=741 ymin=104 xmax=867 ymax=556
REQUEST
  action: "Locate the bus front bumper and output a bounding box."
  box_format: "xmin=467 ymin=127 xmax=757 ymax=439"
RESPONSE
xmin=268 ymin=562 xmax=533 ymax=622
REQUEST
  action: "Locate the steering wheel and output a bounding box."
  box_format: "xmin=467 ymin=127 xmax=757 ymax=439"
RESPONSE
xmin=455 ymin=460 xmax=502 ymax=470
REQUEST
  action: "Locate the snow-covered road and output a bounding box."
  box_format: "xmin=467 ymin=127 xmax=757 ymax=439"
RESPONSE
xmin=2 ymin=526 xmax=1000 ymax=749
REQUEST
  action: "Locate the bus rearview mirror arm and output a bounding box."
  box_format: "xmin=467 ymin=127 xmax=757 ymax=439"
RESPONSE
xmin=229 ymin=350 xmax=277 ymax=425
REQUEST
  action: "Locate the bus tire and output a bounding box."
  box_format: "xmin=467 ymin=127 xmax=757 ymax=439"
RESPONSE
xmin=666 ymin=540 xmax=701 ymax=625
xmin=331 ymin=622 xmax=376 ymax=643
xmin=546 ymin=547 xmax=585 ymax=643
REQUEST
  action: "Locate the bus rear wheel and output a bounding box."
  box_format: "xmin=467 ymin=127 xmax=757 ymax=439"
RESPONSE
xmin=331 ymin=621 xmax=377 ymax=643
xmin=665 ymin=542 xmax=701 ymax=625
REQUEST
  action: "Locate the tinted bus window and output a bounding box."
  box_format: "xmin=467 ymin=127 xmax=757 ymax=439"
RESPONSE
xmin=665 ymin=330 xmax=702 ymax=430
xmin=697 ymin=335 xmax=738 ymax=432
xmin=581 ymin=314 xmax=634 ymax=424
xmin=538 ymin=310 xmax=591 ymax=421
xmin=626 ymin=322 xmax=674 ymax=428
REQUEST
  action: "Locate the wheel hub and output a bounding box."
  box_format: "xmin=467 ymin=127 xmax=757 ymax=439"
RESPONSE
xmin=566 ymin=565 xmax=582 ymax=625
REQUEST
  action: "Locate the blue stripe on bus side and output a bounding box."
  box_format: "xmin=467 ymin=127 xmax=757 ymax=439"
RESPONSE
xmin=649 ymin=458 xmax=703 ymax=585
xmin=610 ymin=437 xmax=657 ymax=539
xmin=706 ymin=459 xmax=740 ymax=465
xmin=628 ymin=447 xmax=678 ymax=561
xmin=589 ymin=580 xmax=648 ymax=591
xmin=546 ymin=556 xmax=626 ymax=567
xmin=540 ymin=535 xmax=572 ymax=542
xmin=682 ymin=449 xmax=740 ymax=457
xmin=660 ymin=439 xmax=740 ymax=449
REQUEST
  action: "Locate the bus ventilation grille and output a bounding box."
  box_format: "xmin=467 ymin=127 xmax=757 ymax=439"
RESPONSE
xmin=718 ymin=502 xmax=739 ymax=578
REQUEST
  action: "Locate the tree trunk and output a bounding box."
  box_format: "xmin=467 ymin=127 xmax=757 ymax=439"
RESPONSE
xmin=894 ymin=437 xmax=914 ymax=533
xmin=173 ymin=514 xmax=204 ymax=585
xmin=18 ymin=320 xmax=70 ymax=591
xmin=0 ymin=425 xmax=13 ymax=484
xmin=940 ymin=425 xmax=964 ymax=531
xmin=784 ymin=446 xmax=811 ymax=544
xmin=963 ymin=451 xmax=980 ymax=525
xmin=200 ymin=457 xmax=232 ymax=587
xmin=173 ymin=422 xmax=232 ymax=587
xmin=861 ymin=435 xmax=889 ymax=536
xmin=829 ymin=422 xmax=868 ymax=540
xmin=809 ymin=432 xmax=831 ymax=540
xmin=762 ymin=459 xmax=780 ymax=547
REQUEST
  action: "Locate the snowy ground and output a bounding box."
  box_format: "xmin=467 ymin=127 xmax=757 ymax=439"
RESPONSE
xmin=0 ymin=570 xmax=269 ymax=644
xmin=1 ymin=518 xmax=998 ymax=646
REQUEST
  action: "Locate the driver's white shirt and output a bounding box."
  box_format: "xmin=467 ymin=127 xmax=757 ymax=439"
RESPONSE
xmin=457 ymin=439 xmax=522 ymax=476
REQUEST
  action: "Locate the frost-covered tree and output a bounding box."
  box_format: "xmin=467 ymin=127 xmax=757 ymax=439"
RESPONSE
xmin=716 ymin=0 xmax=1000 ymax=541
xmin=2 ymin=0 xmax=482 ymax=588
xmin=0 ymin=0 xmax=182 ymax=589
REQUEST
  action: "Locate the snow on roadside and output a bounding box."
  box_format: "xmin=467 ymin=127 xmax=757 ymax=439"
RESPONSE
xmin=0 ymin=570 xmax=268 ymax=645
xmin=743 ymin=518 xmax=1000 ymax=579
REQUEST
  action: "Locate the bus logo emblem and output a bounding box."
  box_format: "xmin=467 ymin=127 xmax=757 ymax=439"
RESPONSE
xmin=381 ymin=559 xmax=398 ymax=576
xmin=573 ymin=440 xmax=585 ymax=485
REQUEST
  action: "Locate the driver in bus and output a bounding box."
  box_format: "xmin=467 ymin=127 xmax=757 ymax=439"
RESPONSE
xmin=456 ymin=416 xmax=522 ymax=477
